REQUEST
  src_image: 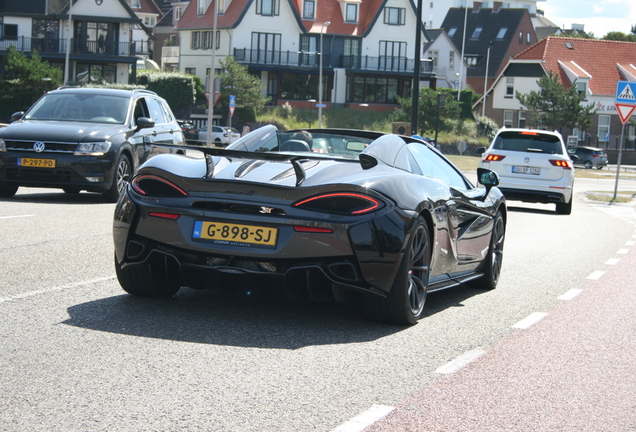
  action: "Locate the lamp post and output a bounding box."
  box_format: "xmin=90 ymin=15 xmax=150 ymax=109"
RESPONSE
xmin=307 ymin=99 xmax=316 ymax=127
xmin=41 ymin=77 xmax=51 ymax=93
xmin=359 ymin=103 xmax=369 ymax=129
xmin=482 ymin=41 xmax=493 ymax=117
xmin=318 ymin=21 xmax=330 ymax=129
xmin=63 ymin=0 xmax=73 ymax=85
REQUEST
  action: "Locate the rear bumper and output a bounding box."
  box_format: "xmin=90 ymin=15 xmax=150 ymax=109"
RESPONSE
xmin=498 ymin=187 xmax=570 ymax=204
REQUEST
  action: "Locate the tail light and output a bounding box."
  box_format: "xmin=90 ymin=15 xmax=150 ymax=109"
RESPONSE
xmin=483 ymin=154 xmax=506 ymax=162
xmin=549 ymin=159 xmax=573 ymax=170
xmin=132 ymin=175 xmax=189 ymax=197
xmin=294 ymin=192 xmax=382 ymax=215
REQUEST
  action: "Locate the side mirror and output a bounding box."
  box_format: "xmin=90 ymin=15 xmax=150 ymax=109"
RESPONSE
xmin=135 ymin=117 xmax=155 ymax=131
xmin=477 ymin=168 xmax=499 ymax=193
xmin=475 ymin=146 xmax=487 ymax=155
xmin=11 ymin=111 xmax=24 ymax=122
xmin=570 ymin=154 xmax=580 ymax=162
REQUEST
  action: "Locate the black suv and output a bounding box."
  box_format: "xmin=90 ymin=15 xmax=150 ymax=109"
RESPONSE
xmin=0 ymin=87 xmax=185 ymax=201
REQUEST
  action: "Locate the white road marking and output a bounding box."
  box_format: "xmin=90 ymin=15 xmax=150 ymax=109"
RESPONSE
xmin=434 ymin=349 xmax=486 ymax=375
xmin=626 ymin=241 xmax=635 ymax=246
xmin=558 ymin=289 xmax=583 ymax=301
xmin=606 ymin=258 xmax=620 ymax=265
xmin=587 ymin=271 xmax=605 ymax=280
xmin=0 ymin=276 xmax=116 ymax=303
xmin=513 ymin=312 xmax=548 ymax=329
xmin=617 ymin=248 xmax=630 ymax=255
xmin=332 ymin=405 xmax=394 ymax=432
xmin=0 ymin=214 xmax=34 ymax=220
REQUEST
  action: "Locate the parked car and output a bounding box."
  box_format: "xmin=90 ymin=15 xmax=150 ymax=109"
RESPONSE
xmin=197 ymin=125 xmax=240 ymax=146
xmin=477 ymin=128 xmax=575 ymax=215
xmin=0 ymin=87 xmax=185 ymax=201
xmin=177 ymin=120 xmax=199 ymax=142
xmin=113 ymin=126 xmax=506 ymax=325
xmin=568 ymin=146 xmax=608 ymax=169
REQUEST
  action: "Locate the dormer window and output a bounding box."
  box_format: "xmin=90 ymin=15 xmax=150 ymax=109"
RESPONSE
xmin=257 ymin=0 xmax=280 ymax=16
xmin=384 ymin=7 xmax=406 ymax=25
xmin=303 ymin=0 xmax=315 ymax=19
xmin=345 ymin=3 xmax=358 ymax=22
xmin=576 ymin=81 xmax=587 ymax=97
xmin=131 ymin=0 xmax=140 ymax=8
xmin=197 ymin=0 xmax=205 ymax=15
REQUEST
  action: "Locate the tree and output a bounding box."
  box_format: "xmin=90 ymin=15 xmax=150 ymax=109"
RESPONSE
xmin=217 ymin=57 xmax=269 ymax=122
xmin=515 ymin=71 xmax=594 ymax=133
xmin=602 ymin=31 xmax=636 ymax=42
xmin=0 ymin=45 xmax=62 ymax=117
xmin=391 ymin=87 xmax=462 ymax=136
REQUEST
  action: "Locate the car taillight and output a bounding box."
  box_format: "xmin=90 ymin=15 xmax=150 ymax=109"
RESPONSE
xmin=132 ymin=175 xmax=189 ymax=197
xmin=294 ymin=192 xmax=382 ymax=215
xmin=483 ymin=154 xmax=506 ymax=162
xmin=592 ymin=155 xmax=600 ymax=158
xmin=549 ymin=159 xmax=573 ymax=170
xmin=149 ymin=212 xmax=180 ymax=220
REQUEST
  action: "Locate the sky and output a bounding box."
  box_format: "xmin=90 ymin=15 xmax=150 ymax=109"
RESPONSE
xmin=538 ymin=0 xmax=636 ymax=37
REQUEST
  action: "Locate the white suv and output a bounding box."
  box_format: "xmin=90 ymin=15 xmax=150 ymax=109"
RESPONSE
xmin=477 ymin=128 xmax=575 ymax=215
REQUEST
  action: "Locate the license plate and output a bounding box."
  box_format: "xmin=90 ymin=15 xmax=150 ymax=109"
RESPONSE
xmin=512 ymin=165 xmax=540 ymax=175
xmin=18 ymin=158 xmax=56 ymax=168
xmin=193 ymin=221 xmax=278 ymax=247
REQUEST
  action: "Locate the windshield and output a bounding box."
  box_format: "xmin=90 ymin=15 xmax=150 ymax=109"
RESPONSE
xmin=25 ymin=93 xmax=130 ymax=124
xmin=493 ymin=131 xmax=563 ymax=155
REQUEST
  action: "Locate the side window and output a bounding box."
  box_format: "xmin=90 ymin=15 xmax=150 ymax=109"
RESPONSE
xmin=132 ymin=98 xmax=149 ymax=127
xmin=408 ymin=142 xmax=470 ymax=190
xmin=158 ymin=99 xmax=175 ymax=123
xmin=144 ymin=97 xmax=168 ymax=124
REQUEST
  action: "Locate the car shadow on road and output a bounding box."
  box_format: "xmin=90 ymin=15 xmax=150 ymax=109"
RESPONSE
xmin=62 ymin=284 xmax=482 ymax=349
xmin=2 ymin=191 xmax=111 ymax=205
xmin=506 ymin=205 xmax=559 ymax=215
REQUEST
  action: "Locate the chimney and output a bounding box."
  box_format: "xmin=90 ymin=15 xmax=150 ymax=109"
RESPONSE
xmin=473 ymin=2 xmax=482 ymax=12
xmin=493 ymin=1 xmax=502 ymax=12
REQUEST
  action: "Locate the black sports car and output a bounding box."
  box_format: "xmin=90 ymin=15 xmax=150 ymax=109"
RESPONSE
xmin=113 ymin=126 xmax=506 ymax=325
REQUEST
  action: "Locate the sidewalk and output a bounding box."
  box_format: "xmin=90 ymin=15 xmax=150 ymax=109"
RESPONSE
xmin=364 ymin=227 xmax=636 ymax=431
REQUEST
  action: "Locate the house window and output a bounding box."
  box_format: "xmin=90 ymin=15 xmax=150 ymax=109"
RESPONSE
xmin=449 ymin=51 xmax=455 ymax=70
xmin=191 ymin=31 xmax=200 ymax=49
xmin=428 ymin=50 xmax=439 ymax=70
xmin=526 ymin=32 xmax=531 ymax=43
xmin=502 ymin=2 xmax=510 ymax=7
xmin=573 ymin=128 xmax=585 ymax=141
xmin=496 ymin=27 xmax=507 ymax=39
xmin=303 ymin=0 xmax=315 ymax=18
xmin=519 ymin=31 xmax=523 ymax=43
xmin=505 ymin=77 xmax=514 ymax=98
xmin=76 ymin=63 xmax=117 ymax=83
xmin=379 ymin=41 xmax=408 ymax=70
xmin=185 ymin=67 xmax=196 ymax=75
xmin=471 ymin=27 xmax=483 ymax=39
xmin=348 ymin=75 xmax=409 ymax=103
xmin=175 ymin=7 xmax=182 ymax=20
xmin=342 ymin=38 xmax=360 ymax=68
xmin=257 ymin=0 xmax=280 ymax=16
xmin=385 ymin=8 xmax=406 ymax=25
xmin=576 ymin=81 xmax=587 ymax=98
xmin=482 ymin=1 xmax=489 ymax=6
xmin=280 ymin=72 xmax=329 ymax=101
xmin=598 ymin=115 xmax=610 ymax=142
xmin=32 ymin=19 xmax=60 ymax=50
xmin=251 ymin=32 xmax=282 ymax=63
xmin=465 ymin=56 xmax=478 ymax=66
xmin=503 ymin=110 xmax=513 ymax=128
xmin=345 ymin=3 xmax=358 ymax=22
xmin=448 ymin=27 xmax=457 ymax=37
xmin=430 ymin=2 xmax=433 ymax=8
xmin=197 ymin=0 xmax=205 ymax=15
xmin=218 ymin=0 xmax=225 ymax=13
xmin=3 ymin=23 xmax=18 ymax=40
xmin=518 ymin=111 xmax=526 ymax=128
xmin=131 ymin=0 xmax=140 ymax=7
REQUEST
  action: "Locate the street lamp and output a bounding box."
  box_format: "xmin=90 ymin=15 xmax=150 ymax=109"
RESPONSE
xmin=318 ymin=21 xmax=330 ymax=128
xmin=307 ymin=99 xmax=316 ymax=128
xmin=41 ymin=77 xmax=51 ymax=93
xmin=482 ymin=41 xmax=493 ymax=117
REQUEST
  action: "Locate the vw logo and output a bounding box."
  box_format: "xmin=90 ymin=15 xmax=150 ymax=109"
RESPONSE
xmin=524 ymin=157 xmax=530 ymax=163
xmin=33 ymin=141 xmax=46 ymax=153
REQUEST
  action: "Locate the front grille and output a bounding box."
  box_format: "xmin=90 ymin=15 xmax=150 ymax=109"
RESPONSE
xmin=5 ymin=139 xmax=75 ymax=154
xmin=4 ymin=166 xmax=74 ymax=183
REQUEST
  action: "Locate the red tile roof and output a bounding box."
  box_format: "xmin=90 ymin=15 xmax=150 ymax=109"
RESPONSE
xmin=514 ymin=37 xmax=636 ymax=97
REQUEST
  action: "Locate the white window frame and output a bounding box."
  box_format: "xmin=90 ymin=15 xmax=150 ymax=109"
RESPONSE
xmin=197 ymin=0 xmax=205 ymax=15
xmin=345 ymin=3 xmax=358 ymax=22
xmin=505 ymin=77 xmax=514 ymax=98
xmin=518 ymin=111 xmax=526 ymax=128
xmin=503 ymin=110 xmax=513 ymax=128
xmin=598 ymin=115 xmax=610 ymax=142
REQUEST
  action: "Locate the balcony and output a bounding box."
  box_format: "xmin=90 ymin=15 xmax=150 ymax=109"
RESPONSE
xmin=233 ymin=48 xmax=434 ymax=75
xmin=0 ymin=36 xmax=150 ymax=57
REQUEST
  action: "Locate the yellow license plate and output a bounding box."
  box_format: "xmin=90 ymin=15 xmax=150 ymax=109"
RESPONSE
xmin=193 ymin=221 xmax=278 ymax=247
xmin=18 ymin=158 xmax=56 ymax=168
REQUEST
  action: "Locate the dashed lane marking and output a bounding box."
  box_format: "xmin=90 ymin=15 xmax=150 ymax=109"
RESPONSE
xmin=0 ymin=276 xmax=116 ymax=303
xmin=0 ymin=215 xmax=34 ymax=220
xmin=332 ymin=405 xmax=395 ymax=432
xmin=513 ymin=312 xmax=548 ymax=329
xmin=617 ymin=248 xmax=630 ymax=255
xmin=606 ymin=258 xmax=620 ymax=265
xmin=587 ymin=271 xmax=605 ymax=280
xmin=434 ymin=349 xmax=486 ymax=375
xmin=558 ymin=289 xmax=583 ymax=301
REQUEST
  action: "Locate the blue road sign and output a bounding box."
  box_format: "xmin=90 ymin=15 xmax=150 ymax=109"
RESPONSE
xmin=615 ymin=81 xmax=636 ymax=105
xmin=229 ymin=95 xmax=236 ymax=107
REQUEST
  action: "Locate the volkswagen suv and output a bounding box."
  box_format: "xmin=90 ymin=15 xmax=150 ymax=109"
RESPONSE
xmin=477 ymin=128 xmax=575 ymax=215
xmin=0 ymin=87 xmax=185 ymax=201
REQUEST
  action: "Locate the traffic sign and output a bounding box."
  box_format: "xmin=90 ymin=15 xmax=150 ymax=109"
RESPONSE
xmin=614 ymin=81 xmax=636 ymax=124
xmin=229 ymin=95 xmax=236 ymax=117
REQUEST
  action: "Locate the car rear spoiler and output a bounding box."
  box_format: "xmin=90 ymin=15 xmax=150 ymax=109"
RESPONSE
xmin=151 ymin=144 xmax=379 ymax=187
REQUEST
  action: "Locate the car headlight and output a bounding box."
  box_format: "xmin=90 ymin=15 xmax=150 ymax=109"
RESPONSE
xmin=74 ymin=141 xmax=112 ymax=156
xmin=0 ymin=138 xmax=6 ymax=152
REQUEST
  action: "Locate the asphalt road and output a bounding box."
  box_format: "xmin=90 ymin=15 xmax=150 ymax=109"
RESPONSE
xmin=1 ymin=178 xmax=635 ymax=432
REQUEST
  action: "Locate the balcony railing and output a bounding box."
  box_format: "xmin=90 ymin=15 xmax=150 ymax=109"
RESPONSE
xmin=0 ymin=36 xmax=150 ymax=57
xmin=233 ymin=48 xmax=434 ymax=74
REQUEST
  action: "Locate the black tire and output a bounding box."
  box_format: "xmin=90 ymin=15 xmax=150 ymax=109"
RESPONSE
xmin=103 ymin=154 xmax=131 ymax=203
xmin=0 ymin=185 xmax=18 ymax=198
xmin=364 ymin=216 xmax=431 ymax=325
xmin=584 ymin=161 xmax=593 ymax=169
xmin=471 ymin=210 xmax=505 ymax=290
xmin=115 ymin=253 xmax=181 ymax=298
xmin=596 ymin=165 xmax=603 ymax=170
xmin=556 ymin=198 xmax=572 ymax=215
